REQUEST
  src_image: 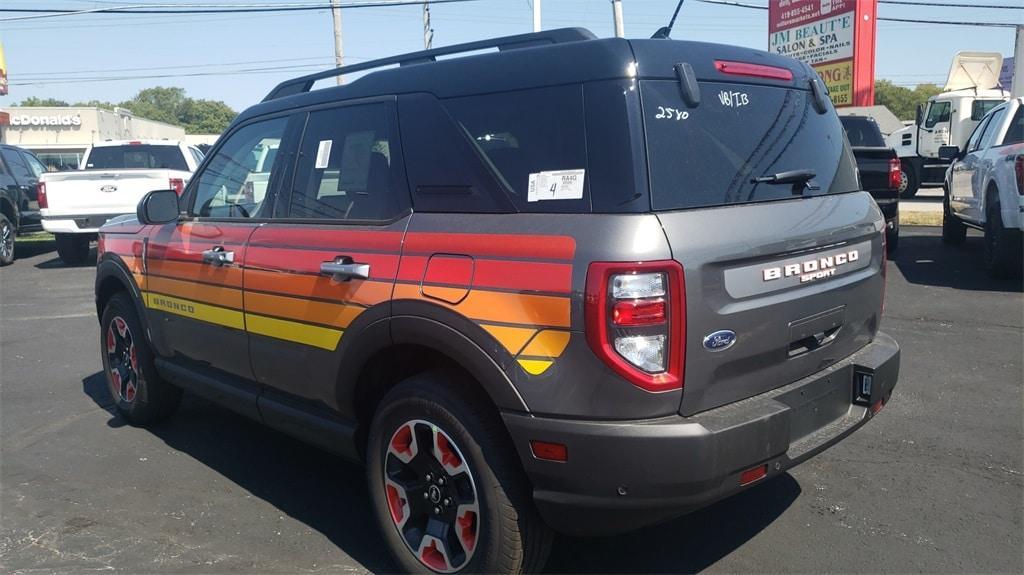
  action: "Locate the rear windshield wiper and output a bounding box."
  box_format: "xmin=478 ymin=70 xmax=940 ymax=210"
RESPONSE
xmin=751 ymin=169 xmax=820 ymax=194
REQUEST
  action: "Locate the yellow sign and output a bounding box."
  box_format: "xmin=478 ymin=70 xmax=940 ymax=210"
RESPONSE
xmin=813 ymin=59 xmax=853 ymax=107
xmin=0 ymin=41 xmax=7 ymax=96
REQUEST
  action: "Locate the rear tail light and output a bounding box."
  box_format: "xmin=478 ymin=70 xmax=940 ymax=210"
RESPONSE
xmin=37 ymin=181 xmax=48 ymax=209
xmin=585 ymin=261 xmax=685 ymax=393
xmin=1015 ymin=156 xmax=1023 ymax=195
xmin=169 ymin=178 xmax=185 ymax=196
xmin=714 ymin=60 xmax=793 ymax=82
xmin=888 ymin=158 xmax=901 ymax=190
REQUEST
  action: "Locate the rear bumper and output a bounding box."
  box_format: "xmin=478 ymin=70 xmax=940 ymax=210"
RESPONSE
xmin=42 ymin=213 xmax=124 ymax=234
xmin=503 ymin=332 xmax=900 ymax=536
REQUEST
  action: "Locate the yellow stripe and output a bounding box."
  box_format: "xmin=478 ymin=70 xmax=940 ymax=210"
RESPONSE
xmin=517 ymin=359 xmax=554 ymax=376
xmin=519 ymin=330 xmax=571 ymax=359
xmin=144 ymin=292 xmax=244 ymax=330
xmin=480 ymin=324 xmax=536 ymax=355
xmin=245 ymin=313 xmax=343 ymax=351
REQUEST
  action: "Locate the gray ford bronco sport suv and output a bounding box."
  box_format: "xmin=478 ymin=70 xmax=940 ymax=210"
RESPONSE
xmin=95 ymin=28 xmax=900 ymax=574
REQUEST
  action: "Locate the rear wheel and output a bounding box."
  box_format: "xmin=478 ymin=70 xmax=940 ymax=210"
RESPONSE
xmin=0 ymin=214 xmax=15 ymax=266
xmin=55 ymin=233 xmax=91 ymax=265
xmin=100 ymin=293 xmax=182 ymax=424
xmin=899 ymin=160 xmax=920 ymax=198
xmin=984 ymin=197 xmax=1023 ymax=279
xmin=942 ymin=189 xmax=966 ymax=245
xmin=367 ymin=372 xmax=552 ymax=574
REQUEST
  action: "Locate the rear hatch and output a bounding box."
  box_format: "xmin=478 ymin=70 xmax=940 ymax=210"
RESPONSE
xmin=632 ymin=42 xmax=886 ymax=416
xmin=41 ymin=169 xmax=178 ymax=215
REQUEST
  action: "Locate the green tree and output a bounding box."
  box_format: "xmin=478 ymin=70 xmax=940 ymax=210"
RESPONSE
xmin=73 ymin=99 xmax=117 ymax=110
xmin=16 ymin=96 xmax=69 ymax=106
xmin=179 ymin=98 xmax=237 ymax=134
xmin=116 ymin=86 xmax=236 ymax=134
xmin=874 ymin=80 xmax=943 ymax=121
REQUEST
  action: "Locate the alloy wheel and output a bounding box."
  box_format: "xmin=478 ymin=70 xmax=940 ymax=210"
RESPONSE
xmin=0 ymin=219 xmax=13 ymax=262
xmin=383 ymin=419 xmax=480 ymax=573
xmin=106 ymin=316 xmax=139 ymax=402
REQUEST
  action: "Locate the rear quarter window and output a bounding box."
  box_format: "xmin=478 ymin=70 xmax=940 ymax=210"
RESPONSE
xmin=642 ymin=80 xmax=859 ymax=211
xmin=840 ymin=117 xmax=886 ymax=147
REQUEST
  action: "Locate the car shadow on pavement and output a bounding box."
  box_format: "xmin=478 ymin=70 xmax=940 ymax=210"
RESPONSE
xmin=14 ymin=238 xmax=57 ymax=260
xmin=82 ymin=370 xmax=799 ymax=574
xmin=81 ymin=371 xmax=396 ymax=573
xmin=545 ymin=475 xmax=801 ymax=573
xmin=892 ymin=231 xmax=1022 ymax=293
xmin=34 ymin=247 xmax=97 ymax=269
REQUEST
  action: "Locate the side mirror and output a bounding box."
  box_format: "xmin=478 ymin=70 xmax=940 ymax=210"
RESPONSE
xmin=938 ymin=145 xmax=961 ymax=161
xmin=915 ymin=104 xmax=924 ymax=127
xmin=137 ymin=190 xmax=180 ymax=225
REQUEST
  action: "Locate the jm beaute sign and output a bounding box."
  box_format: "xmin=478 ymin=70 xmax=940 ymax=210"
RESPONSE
xmin=768 ymin=0 xmax=877 ymax=107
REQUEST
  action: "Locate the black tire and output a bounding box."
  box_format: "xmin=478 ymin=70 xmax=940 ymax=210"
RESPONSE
xmin=367 ymin=372 xmax=552 ymax=574
xmin=0 ymin=213 xmax=15 ymax=266
xmin=55 ymin=233 xmax=91 ymax=265
xmin=942 ymin=189 xmax=967 ymax=245
xmin=984 ymin=197 xmax=1023 ymax=279
xmin=100 ymin=293 xmax=182 ymax=424
xmin=886 ymin=226 xmax=899 ymax=255
xmin=899 ymin=160 xmax=920 ymax=198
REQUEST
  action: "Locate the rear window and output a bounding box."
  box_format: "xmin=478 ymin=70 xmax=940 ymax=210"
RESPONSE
xmin=85 ymin=145 xmax=188 ymax=171
xmin=840 ymin=116 xmax=886 ymax=147
xmin=642 ymin=81 xmax=858 ymax=211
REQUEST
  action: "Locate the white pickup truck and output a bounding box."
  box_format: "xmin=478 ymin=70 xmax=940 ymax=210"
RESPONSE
xmin=39 ymin=140 xmax=202 ymax=264
xmin=941 ymin=97 xmax=1023 ymax=278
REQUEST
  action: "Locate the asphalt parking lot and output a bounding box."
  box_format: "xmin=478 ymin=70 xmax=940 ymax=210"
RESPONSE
xmin=2 ymin=227 xmax=1021 ymax=574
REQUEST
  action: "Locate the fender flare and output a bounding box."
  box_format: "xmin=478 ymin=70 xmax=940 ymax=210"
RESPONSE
xmin=95 ymin=253 xmax=152 ymax=340
xmin=388 ymin=310 xmax=529 ymax=413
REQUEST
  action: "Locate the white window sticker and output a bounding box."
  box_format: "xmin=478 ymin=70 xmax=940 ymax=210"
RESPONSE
xmin=314 ymin=140 xmax=333 ymax=169
xmin=527 ymin=169 xmax=585 ymax=202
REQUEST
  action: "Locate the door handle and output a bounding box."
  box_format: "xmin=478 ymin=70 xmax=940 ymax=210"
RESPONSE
xmin=320 ymin=257 xmax=370 ymax=281
xmin=201 ymin=247 xmax=234 ymax=267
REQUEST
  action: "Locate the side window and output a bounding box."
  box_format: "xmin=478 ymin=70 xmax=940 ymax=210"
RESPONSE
xmin=20 ymin=152 xmax=47 ymax=178
xmin=966 ymin=116 xmax=992 ymax=153
xmin=287 ymin=103 xmax=408 ymax=221
xmin=0 ymin=148 xmax=34 ymax=183
xmin=443 ymin=85 xmax=588 ymax=212
xmin=189 ymin=147 xmax=205 ymax=166
xmin=978 ymin=109 xmax=1007 ymax=150
xmin=191 ymin=117 xmax=288 ymax=219
xmin=925 ymin=101 xmax=951 ymax=129
xmin=971 ymin=100 xmax=1002 ymax=121
xmin=999 ymin=107 xmax=1023 ymax=146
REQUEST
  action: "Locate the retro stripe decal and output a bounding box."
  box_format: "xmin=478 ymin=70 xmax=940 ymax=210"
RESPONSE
xmin=245 ymin=313 xmax=343 ymax=351
xmin=144 ymin=292 xmax=245 ymax=331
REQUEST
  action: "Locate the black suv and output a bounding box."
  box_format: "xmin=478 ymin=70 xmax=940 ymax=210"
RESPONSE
xmin=0 ymin=143 xmax=47 ymax=265
xmin=95 ymin=29 xmax=900 ymax=573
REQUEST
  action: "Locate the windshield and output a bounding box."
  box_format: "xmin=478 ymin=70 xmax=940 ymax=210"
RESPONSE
xmin=840 ymin=116 xmax=886 ymax=147
xmin=85 ymin=145 xmax=188 ymax=171
xmin=642 ymin=81 xmax=859 ymax=210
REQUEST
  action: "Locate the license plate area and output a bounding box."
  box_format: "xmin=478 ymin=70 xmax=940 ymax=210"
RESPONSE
xmin=776 ymin=366 xmax=853 ymax=444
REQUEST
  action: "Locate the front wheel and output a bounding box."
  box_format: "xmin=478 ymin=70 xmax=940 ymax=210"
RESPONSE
xmin=0 ymin=214 xmax=15 ymax=266
xmin=367 ymin=373 xmax=552 ymax=574
xmin=942 ymin=190 xmax=966 ymax=245
xmin=55 ymin=233 xmax=91 ymax=265
xmin=100 ymin=293 xmax=182 ymax=424
xmin=984 ymin=199 xmax=1023 ymax=279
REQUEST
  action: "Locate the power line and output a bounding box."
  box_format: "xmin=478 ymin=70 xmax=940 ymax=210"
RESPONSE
xmin=0 ymin=0 xmax=483 ymax=22
xmin=879 ymin=1 xmax=1022 ymax=9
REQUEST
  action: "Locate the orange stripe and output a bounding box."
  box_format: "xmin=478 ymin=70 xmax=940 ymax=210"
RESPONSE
xmin=147 ymin=275 xmax=243 ymax=310
xmin=393 ymin=284 xmax=570 ymax=328
xmin=404 ymin=232 xmax=576 ymax=260
xmin=147 ymin=259 xmax=244 ymax=289
xmin=480 ymin=324 xmax=537 ymax=355
xmin=244 ymin=269 xmax=393 ymax=308
xmin=520 ymin=330 xmax=571 ymax=358
xmin=245 ymin=291 xmax=364 ymax=329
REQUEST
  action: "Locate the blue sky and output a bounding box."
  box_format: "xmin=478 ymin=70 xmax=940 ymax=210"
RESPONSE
xmin=1 ymin=0 xmax=1021 ymax=112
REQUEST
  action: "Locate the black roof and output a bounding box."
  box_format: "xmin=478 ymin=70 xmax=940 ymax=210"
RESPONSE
xmin=234 ymin=27 xmax=815 ymax=126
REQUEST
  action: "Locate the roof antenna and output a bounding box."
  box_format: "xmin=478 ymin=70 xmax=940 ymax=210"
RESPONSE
xmin=652 ymin=0 xmax=686 ymax=39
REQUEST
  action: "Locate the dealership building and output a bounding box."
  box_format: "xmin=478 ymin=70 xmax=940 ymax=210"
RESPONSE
xmin=0 ymin=106 xmax=186 ymax=170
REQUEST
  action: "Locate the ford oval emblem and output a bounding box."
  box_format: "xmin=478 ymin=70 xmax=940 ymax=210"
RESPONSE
xmin=100 ymin=184 xmax=118 ymax=193
xmin=703 ymin=330 xmax=736 ymax=352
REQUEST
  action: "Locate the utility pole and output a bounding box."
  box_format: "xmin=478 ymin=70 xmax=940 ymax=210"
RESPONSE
xmin=611 ymin=0 xmax=624 ymax=38
xmin=424 ymin=2 xmax=433 ymax=49
xmin=1012 ymin=25 xmax=1023 ymax=98
xmin=330 ymin=0 xmax=344 ymax=84
xmin=533 ymin=0 xmax=541 ymax=32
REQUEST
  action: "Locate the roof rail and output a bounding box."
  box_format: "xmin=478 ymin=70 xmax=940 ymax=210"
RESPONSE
xmin=262 ymin=27 xmax=597 ymax=102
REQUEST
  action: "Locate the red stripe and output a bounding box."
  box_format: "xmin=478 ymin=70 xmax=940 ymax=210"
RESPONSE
xmin=250 ymin=227 xmax=404 ymax=252
xmin=102 ymin=237 xmax=144 ymax=257
xmin=397 ymin=255 xmax=571 ymax=294
xmin=423 ymin=255 xmax=474 ymax=286
xmin=246 ymin=246 xmax=400 ymax=279
xmin=176 ymin=223 xmax=255 ymax=244
xmin=404 ymin=233 xmax=575 ymax=261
